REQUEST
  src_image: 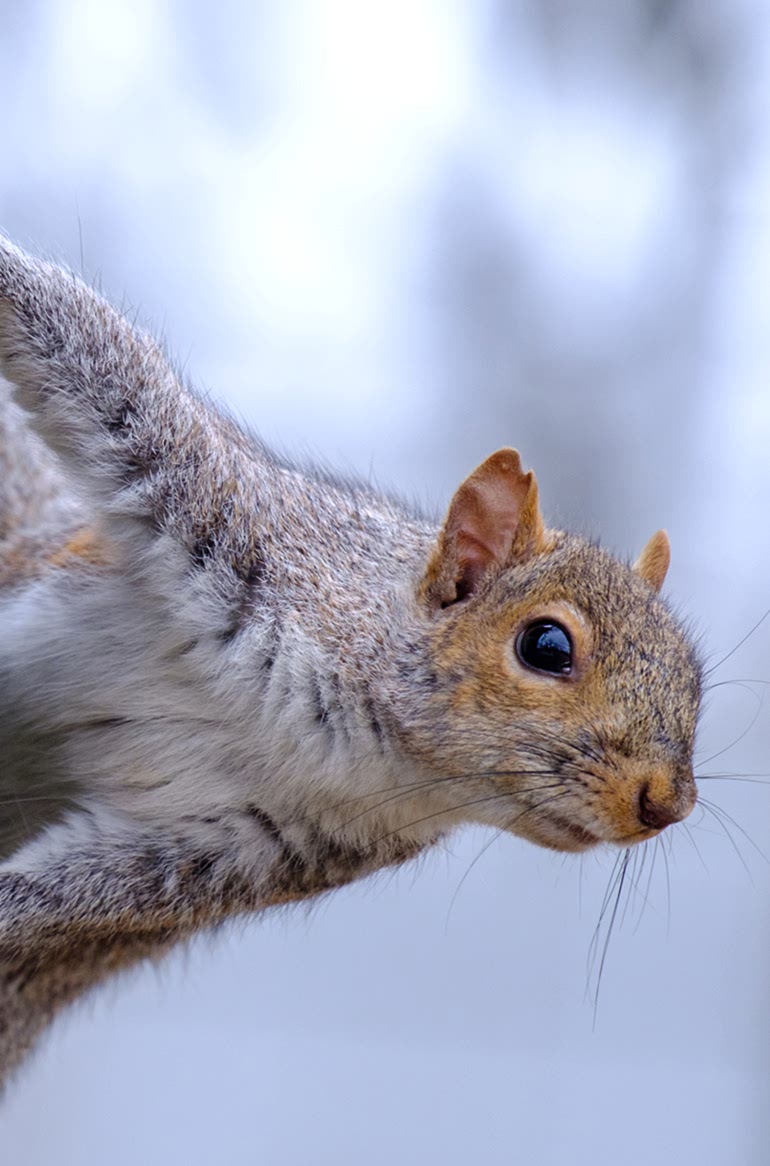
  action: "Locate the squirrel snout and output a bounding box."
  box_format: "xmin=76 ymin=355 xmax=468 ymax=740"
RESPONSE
xmin=638 ymin=776 xmax=696 ymax=831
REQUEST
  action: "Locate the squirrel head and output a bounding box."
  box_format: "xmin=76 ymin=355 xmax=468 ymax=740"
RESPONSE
xmin=403 ymin=449 xmax=701 ymax=853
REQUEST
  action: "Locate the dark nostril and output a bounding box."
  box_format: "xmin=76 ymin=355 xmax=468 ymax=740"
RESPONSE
xmin=638 ymin=781 xmax=680 ymax=831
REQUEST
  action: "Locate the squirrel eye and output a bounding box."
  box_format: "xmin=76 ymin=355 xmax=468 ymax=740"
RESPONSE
xmin=516 ymin=621 xmax=573 ymax=675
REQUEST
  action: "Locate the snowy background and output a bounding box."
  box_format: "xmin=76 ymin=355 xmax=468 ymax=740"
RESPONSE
xmin=2 ymin=2 xmax=770 ymax=1163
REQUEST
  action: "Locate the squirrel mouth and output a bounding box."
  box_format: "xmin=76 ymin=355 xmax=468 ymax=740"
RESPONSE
xmin=525 ymin=812 xmax=602 ymax=853
xmin=547 ymin=816 xmax=660 ymax=852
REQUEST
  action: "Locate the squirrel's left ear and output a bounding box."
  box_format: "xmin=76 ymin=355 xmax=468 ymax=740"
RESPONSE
xmin=421 ymin=448 xmax=548 ymax=608
xmin=634 ymin=529 xmax=670 ymax=592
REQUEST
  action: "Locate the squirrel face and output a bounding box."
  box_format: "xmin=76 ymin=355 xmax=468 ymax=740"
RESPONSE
xmin=402 ymin=450 xmax=702 ymax=853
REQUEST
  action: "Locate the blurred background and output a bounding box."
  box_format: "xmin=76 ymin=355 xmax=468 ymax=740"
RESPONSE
xmin=2 ymin=1 xmax=770 ymax=1162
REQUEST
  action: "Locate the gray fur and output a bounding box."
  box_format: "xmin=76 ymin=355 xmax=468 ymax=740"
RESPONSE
xmin=0 ymin=235 xmax=702 ymax=1088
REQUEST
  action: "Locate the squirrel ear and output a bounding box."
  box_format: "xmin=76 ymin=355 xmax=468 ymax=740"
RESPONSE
xmin=634 ymin=529 xmax=670 ymax=592
xmin=421 ymin=448 xmax=547 ymax=607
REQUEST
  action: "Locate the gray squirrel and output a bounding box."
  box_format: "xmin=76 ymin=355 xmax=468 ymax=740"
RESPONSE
xmin=0 ymin=235 xmax=701 ymax=1086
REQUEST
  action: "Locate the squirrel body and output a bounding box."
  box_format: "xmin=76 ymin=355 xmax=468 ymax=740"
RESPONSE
xmin=0 ymin=236 xmax=702 ymax=1086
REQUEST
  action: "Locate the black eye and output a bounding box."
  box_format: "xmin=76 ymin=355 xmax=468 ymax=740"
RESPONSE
xmin=516 ymin=621 xmax=573 ymax=675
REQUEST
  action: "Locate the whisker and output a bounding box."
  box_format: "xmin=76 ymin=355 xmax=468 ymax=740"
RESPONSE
xmin=436 ymin=723 xmax=609 ymax=770
xmin=620 ymin=845 xmax=641 ymax=929
xmin=592 ymin=848 xmax=631 ymax=1026
xmin=688 ymin=814 xmax=725 ymax=840
xmin=629 ymin=841 xmax=654 ymax=931
xmin=267 ymin=769 xmax=565 ymax=834
xmin=586 ymin=851 xmax=625 ymax=984
xmin=704 ymin=605 xmax=770 ymax=676
xmin=698 ymin=797 xmax=768 ymax=864
xmin=337 ymin=775 xmax=571 ymax=831
xmin=704 ymin=677 xmax=770 ymax=691
xmin=660 ymin=837 xmax=672 ymax=937
xmin=323 ymin=762 xmax=600 ymax=819
xmin=697 ymin=801 xmax=753 ymax=880
xmin=696 ymin=773 xmax=770 ymax=785
xmin=680 ymin=822 xmax=709 ymax=874
xmin=695 ymin=686 xmax=764 ymax=766
xmin=372 ymin=788 xmax=573 ymax=847
xmin=444 ymin=828 xmax=504 ymax=933
xmin=634 ymin=837 xmax=661 ymax=935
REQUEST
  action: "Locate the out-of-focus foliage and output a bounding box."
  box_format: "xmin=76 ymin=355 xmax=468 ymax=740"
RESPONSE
xmin=2 ymin=3 xmax=769 ymax=1164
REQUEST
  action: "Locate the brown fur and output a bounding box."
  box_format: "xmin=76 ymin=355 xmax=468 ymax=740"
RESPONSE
xmin=46 ymin=527 xmax=110 ymax=568
xmin=0 ymin=236 xmax=702 ymax=1087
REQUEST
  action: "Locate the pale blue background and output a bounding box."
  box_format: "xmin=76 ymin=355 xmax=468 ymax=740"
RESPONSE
xmin=2 ymin=2 xmax=770 ymax=1163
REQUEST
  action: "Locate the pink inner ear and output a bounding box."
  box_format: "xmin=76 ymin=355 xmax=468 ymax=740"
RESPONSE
xmin=454 ymin=532 xmax=497 ymax=599
xmin=424 ymin=448 xmax=544 ymax=607
xmin=449 ymin=471 xmax=529 ymax=575
xmin=473 ymin=474 xmax=528 ymax=560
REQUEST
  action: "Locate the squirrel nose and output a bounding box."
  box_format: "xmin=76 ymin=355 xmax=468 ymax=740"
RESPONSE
xmin=638 ymin=777 xmax=695 ymax=831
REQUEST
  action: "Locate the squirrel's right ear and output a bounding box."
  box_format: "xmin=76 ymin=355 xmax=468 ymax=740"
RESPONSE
xmin=633 ymin=529 xmax=670 ymax=592
xmin=420 ymin=448 xmax=548 ymax=608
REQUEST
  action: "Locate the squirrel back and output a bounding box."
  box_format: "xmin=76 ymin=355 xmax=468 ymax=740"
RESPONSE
xmin=0 ymin=236 xmax=702 ymax=1084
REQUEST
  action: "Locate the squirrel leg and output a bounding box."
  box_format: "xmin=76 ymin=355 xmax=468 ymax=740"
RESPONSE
xmin=0 ymin=822 xmax=285 ymax=1089
xmin=0 ymin=236 xmax=189 ymax=503
xmin=0 ymin=236 xmax=267 ymax=626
